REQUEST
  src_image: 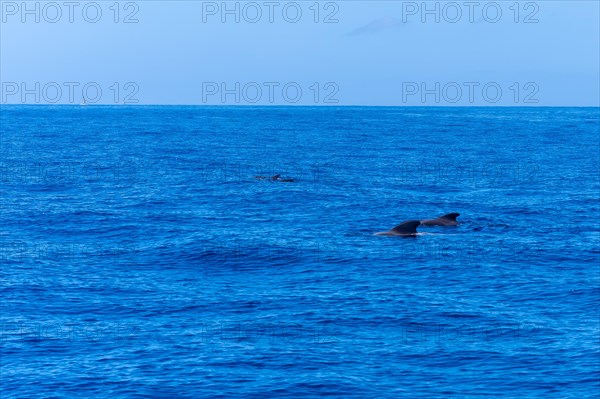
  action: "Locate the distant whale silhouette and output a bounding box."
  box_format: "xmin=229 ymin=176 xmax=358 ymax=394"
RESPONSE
xmin=375 ymin=220 xmax=421 ymax=237
xmin=420 ymin=213 xmax=460 ymax=226
xmin=254 ymin=174 xmax=295 ymax=183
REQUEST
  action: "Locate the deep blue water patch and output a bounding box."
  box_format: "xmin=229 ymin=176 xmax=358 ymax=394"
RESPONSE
xmin=1 ymin=106 xmax=599 ymax=398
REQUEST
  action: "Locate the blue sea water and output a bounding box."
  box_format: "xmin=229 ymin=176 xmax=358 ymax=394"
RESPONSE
xmin=1 ymin=106 xmax=599 ymax=398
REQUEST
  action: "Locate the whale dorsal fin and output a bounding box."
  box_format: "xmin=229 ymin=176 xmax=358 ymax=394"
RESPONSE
xmin=391 ymin=220 xmax=421 ymax=234
xmin=441 ymin=213 xmax=460 ymax=221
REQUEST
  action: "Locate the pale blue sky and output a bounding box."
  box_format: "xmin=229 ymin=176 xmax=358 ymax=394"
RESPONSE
xmin=1 ymin=1 xmax=599 ymax=105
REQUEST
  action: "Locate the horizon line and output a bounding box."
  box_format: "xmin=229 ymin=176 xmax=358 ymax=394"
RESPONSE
xmin=1 ymin=104 xmax=599 ymax=108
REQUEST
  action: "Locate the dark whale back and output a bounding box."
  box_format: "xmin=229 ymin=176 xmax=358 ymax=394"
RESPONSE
xmin=420 ymin=212 xmax=461 ymax=226
xmin=391 ymin=220 xmax=421 ymax=235
xmin=441 ymin=213 xmax=460 ymax=221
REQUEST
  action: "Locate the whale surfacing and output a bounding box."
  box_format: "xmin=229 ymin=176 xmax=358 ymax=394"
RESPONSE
xmin=420 ymin=213 xmax=460 ymax=226
xmin=375 ymin=220 xmax=421 ymax=237
xmin=254 ymin=174 xmax=295 ymax=183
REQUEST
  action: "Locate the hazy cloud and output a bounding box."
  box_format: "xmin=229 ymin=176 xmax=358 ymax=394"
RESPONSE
xmin=348 ymin=17 xmax=405 ymax=36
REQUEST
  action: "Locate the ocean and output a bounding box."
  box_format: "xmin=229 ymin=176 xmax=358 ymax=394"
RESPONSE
xmin=1 ymin=106 xmax=599 ymax=398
